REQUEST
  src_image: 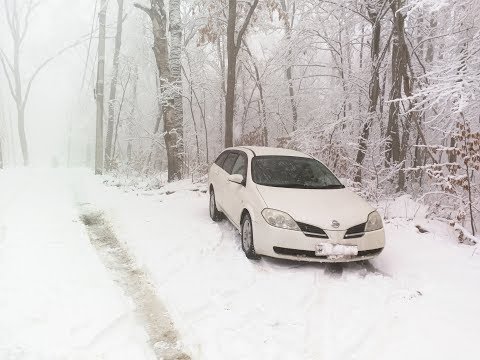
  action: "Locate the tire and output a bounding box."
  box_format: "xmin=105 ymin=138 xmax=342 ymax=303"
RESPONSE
xmin=241 ymin=213 xmax=261 ymax=260
xmin=209 ymin=189 xmax=222 ymax=221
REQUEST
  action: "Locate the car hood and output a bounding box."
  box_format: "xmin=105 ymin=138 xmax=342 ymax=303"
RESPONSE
xmin=256 ymin=185 xmax=374 ymax=230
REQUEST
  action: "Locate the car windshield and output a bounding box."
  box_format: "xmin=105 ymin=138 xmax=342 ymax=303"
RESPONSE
xmin=252 ymin=156 xmax=344 ymax=189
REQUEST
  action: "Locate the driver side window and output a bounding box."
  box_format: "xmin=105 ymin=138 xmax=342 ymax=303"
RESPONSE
xmin=231 ymin=153 xmax=247 ymax=179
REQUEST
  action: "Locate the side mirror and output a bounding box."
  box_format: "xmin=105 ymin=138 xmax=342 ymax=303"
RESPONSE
xmin=227 ymin=174 xmax=244 ymax=185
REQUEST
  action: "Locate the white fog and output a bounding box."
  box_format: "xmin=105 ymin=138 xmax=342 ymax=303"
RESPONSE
xmin=0 ymin=0 xmax=479 ymax=359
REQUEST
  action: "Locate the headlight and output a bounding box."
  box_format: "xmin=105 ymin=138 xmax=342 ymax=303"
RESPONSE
xmin=365 ymin=211 xmax=383 ymax=232
xmin=261 ymin=208 xmax=300 ymax=231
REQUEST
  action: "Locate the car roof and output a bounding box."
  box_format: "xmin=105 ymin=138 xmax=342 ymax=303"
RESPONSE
xmin=228 ymin=146 xmax=311 ymax=158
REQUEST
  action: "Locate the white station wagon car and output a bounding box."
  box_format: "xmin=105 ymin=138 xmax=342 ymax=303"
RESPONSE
xmin=208 ymin=146 xmax=385 ymax=262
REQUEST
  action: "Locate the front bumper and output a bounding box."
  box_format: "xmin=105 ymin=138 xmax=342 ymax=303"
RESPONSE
xmin=253 ymin=219 xmax=385 ymax=263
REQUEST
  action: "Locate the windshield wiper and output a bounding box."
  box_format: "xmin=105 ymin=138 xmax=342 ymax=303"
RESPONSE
xmin=268 ymin=183 xmax=308 ymax=188
xmin=259 ymin=183 xmax=345 ymax=189
xmin=315 ymin=184 xmax=345 ymax=189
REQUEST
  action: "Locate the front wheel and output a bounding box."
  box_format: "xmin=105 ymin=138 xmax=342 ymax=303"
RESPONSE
xmin=241 ymin=213 xmax=261 ymax=260
xmin=209 ymin=189 xmax=222 ymax=221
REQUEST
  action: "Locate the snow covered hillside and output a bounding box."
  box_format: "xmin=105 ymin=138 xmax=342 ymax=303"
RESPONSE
xmin=1 ymin=168 xmax=480 ymax=359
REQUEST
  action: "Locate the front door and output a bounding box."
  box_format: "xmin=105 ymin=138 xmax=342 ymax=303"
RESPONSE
xmin=224 ymin=152 xmax=248 ymax=227
xmin=217 ymin=152 xmax=239 ymax=212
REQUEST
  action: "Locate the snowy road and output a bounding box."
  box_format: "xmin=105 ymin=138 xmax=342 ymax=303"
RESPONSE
xmin=0 ymin=169 xmax=156 ymax=359
xmin=1 ymin=168 xmax=480 ymax=360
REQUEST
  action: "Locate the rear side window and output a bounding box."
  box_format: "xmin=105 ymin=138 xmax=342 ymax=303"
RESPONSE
xmin=214 ymin=151 xmax=229 ymax=167
xmin=222 ymin=153 xmax=239 ymax=174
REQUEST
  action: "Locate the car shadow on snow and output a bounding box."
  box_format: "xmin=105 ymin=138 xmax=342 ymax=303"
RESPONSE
xmin=260 ymin=256 xmax=385 ymax=278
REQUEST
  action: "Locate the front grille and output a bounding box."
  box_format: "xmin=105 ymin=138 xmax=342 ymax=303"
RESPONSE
xmin=344 ymin=223 xmax=366 ymax=239
xmin=273 ymin=247 xmax=383 ymax=259
xmin=296 ymin=222 xmax=328 ymax=239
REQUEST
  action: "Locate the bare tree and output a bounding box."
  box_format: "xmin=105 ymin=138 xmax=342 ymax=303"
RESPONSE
xmin=280 ymin=0 xmax=298 ymax=131
xmin=224 ymin=0 xmax=260 ymax=148
xmin=0 ymin=0 xmax=81 ymax=166
xmin=112 ymin=65 xmax=132 ymax=162
xmin=0 ymin=0 xmax=39 ymax=165
xmin=95 ymin=0 xmax=107 ymax=175
xmin=105 ymin=0 xmax=125 ymax=170
xmin=353 ymin=0 xmax=391 ymax=183
xmin=135 ymin=0 xmax=185 ymax=181
xmin=169 ymin=0 xmax=185 ymax=175
xmin=242 ymin=41 xmax=268 ymax=146
xmin=385 ymin=0 xmax=413 ymax=191
xmin=0 ymin=1 xmax=41 ymax=165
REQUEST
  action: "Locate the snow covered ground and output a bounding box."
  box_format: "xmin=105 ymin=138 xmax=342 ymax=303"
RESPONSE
xmin=1 ymin=167 xmax=480 ymax=360
xmin=0 ymin=169 xmax=155 ymax=360
xmin=74 ymin=169 xmax=480 ymax=360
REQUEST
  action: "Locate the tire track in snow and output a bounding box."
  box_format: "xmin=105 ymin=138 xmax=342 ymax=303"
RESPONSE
xmin=233 ymin=239 xmax=396 ymax=359
xmin=78 ymin=204 xmax=190 ymax=360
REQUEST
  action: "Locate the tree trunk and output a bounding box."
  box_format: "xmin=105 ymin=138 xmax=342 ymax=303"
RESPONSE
xmin=387 ymin=0 xmax=416 ymax=191
xmin=136 ymin=0 xmax=184 ymax=181
xmin=354 ymin=8 xmax=383 ymax=183
xmin=385 ymin=0 xmax=404 ymax=167
xmin=112 ymin=70 xmax=131 ymax=162
xmin=280 ymin=0 xmax=298 ymax=131
xmin=95 ymin=0 xmax=107 ymax=175
xmin=13 ymin=26 xmax=29 ymax=165
xmin=17 ymin=107 xmax=29 ymax=165
xmin=243 ymin=42 xmax=268 ymax=146
xmin=258 ymin=82 xmax=268 ymax=146
xmin=186 ymin=50 xmax=210 ymax=162
xmin=425 ymin=18 xmax=437 ymax=64
xmin=225 ymin=0 xmax=238 ymax=148
xmin=105 ymin=0 xmax=124 ymax=170
xmin=225 ymin=0 xmax=259 ymax=148
xmin=187 ymin=95 xmax=201 ymax=166
xmin=217 ymin=38 xmax=226 ymax=145
xmin=183 ymin=63 xmax=200 ymax=166
xmin=0 ymin=138 xmax=3 ymax=169
xmin=127 ymin=65 xmax=138 ymax=165
xmin=168 ymin=0 xmax=185 ymax=177
xmin=201 ymin=89 xmax=209 ymax=162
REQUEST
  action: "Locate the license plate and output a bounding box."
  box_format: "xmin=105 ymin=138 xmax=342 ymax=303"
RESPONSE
xmin=315 ymin=243 xmax=358 ymax=257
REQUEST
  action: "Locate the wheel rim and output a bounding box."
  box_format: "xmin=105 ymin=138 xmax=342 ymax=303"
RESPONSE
xmin=242 ymin=218 xmax=252 ymax=251
xmin=209 ymin=192 xmax=215 ymax=217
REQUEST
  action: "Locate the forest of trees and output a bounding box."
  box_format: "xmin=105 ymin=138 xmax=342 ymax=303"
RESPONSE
xmin=1 ymin=0 xmax=479 ymax=241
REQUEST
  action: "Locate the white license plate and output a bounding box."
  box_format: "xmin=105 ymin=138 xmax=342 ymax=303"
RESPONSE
xmin=315 ymin=243 xmax=358 ymax=257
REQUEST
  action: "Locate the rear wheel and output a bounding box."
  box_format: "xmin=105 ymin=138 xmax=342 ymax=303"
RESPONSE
xmin=209 ymin=189 xmax=222 ymax=221
xmin=241 ymin=213 xmax=260 ymax=260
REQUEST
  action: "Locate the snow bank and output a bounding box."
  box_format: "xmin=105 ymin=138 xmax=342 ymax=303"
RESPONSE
xmin=380 ymin=194 xmax=429 ymax=220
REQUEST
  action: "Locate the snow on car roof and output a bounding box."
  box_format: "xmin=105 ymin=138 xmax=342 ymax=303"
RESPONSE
xmin=232 ymin=146 xmax=311 ymax=158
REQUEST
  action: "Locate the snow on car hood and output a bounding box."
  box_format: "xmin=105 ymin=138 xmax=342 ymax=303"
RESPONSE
xmin=256 ymin=185 xmax=374 ymax=230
